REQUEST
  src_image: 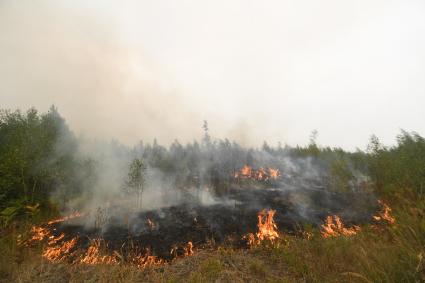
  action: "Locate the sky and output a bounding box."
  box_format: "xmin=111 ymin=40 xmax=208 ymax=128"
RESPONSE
xmin=1 ymin=0 xmax=424 ymax=150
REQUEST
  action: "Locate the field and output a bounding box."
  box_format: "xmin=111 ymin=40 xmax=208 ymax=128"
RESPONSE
xmin=0 ymin=108 xmax=424 ymax=282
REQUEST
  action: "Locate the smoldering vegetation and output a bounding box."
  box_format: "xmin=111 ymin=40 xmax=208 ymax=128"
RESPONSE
xmin=0 ymin=107 xmax=381 ymax=262
xmin=2 ymin=107 xmax=425 ymax=282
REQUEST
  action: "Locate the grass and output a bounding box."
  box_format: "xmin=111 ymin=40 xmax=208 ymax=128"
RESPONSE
xmin=0 ymin=191 xmax=424 ymax=283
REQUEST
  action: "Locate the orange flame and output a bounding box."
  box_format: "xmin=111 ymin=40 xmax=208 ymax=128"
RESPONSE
xmin=373 ymin=200 xmax=395 ymax=225
xmin=42 ymin=237 xmax=78 ymax=262
xmin=321 ymin=215 xmax=360 ymax=238
xmin=133 ymin=253 xmax=164 ymax=268
xmin=184 ymin=241 xmax=194 ymax=256
xmin=30 ymin=226 xmax=51 ymax=242
xmin=48 ymin=211 xmax=85 ymax=225
xmin=234 ymin=166 xmax=280 ymax=181
xmin=80 ymin=239 xmax=118 ymax=265
xmin=245 ymin=209 xmax=279 ymax=246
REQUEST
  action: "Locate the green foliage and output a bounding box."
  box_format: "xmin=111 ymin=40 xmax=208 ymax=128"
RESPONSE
xmin=0 ymin=106 xmax=87 ymax=225
xmin=368 ymin=131 xmax=425 ymax=194
xmin=329 ymin=156 xmax=354 ymax=192
xmin=126 ymin=158 xmax=147 ymax=209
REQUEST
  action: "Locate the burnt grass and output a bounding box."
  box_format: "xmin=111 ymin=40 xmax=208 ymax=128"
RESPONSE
xmin=43 ymin=181 xmax=379 ymax=262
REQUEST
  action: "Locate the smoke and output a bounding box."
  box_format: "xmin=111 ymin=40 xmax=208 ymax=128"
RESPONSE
xmin=2 ymin=1 xmax=425 ymax=149
xmin=0 ymin=1 xmax=202 ymax=146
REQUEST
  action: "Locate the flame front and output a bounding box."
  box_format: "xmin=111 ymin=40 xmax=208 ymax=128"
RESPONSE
xmin=234 ymin=166 xmax=280 ymax=181
xmin=48 ymin=211 xmax=85 ymax=225
xmin=80 ymin=239 xmax=118 ymax=265
xmin=43 ymin=237 xmax=78 ymax=262
xmin=321 ymin=215 xmax=360 ymax=238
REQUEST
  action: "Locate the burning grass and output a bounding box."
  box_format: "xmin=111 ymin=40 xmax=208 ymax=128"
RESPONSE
xmin=1 ymin=192 xmax=423 ymax=282
xmin=320 ymin=215 xmax=361 ymax=238
xmin=3 ymin=187 xmax=414 ymax=282
xmin=22 ymin=188 xmax=388 ymax=272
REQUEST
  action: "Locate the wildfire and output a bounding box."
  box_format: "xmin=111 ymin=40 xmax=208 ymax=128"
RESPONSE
xmin=234 ymin=165 xmax=280 ymax=181
xmin=30 ymin=226 xmax=51 ymax=242
xmin=133 ymin=253 xmax=164 ymax=268
xmin=321 ymin=215 xmax=361 ymax=238
xmin=43 ymin=237 xmax=78 ymax=262
xmin=184 ymin=241 xmax=194 ymax=256
xmin=80 ymin=239 xmax=118 ymax=265
xmin=48 ymin=233 xmax=65 ymax=245
xmin=48 ymin=211 xmax=85 ymax=225
xmin=26 ymin=211 xmax=197 ymax=269
xmin=373 ymin=200 xmax=395 ymax=225
xmin=245 ymin=209 xmax=279 ymax=246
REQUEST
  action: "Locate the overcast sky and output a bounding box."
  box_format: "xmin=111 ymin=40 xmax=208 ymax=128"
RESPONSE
xmin=1 ymin=0 xmax=424 ymax=150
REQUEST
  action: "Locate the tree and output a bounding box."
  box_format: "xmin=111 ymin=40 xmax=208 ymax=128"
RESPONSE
xmin=126 ymin=158 xmax=147 ymax=210
xmin=202 ymin=120 xmax=211 ymax=147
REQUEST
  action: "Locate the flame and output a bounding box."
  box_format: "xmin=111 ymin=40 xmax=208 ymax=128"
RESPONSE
xmin=30 ymin=226 xmax=51 ymax=242
xmin=184 ymin=241 xmax=194 ymax=256
xmin=43 ymin=237 xmax=78 ymax=262
xmin=133 ymin=253 xmax=164 ymax=268
xmin=245 ymin=209 xmax=279 ymax=246
xmin=28 ymin=214 xmax=170 ymax=269
xmin=80 ymin=239 xmax=118 ymax=265
xmin=48 ymin=233 xmax=65 ymax=245
xmin=373 ymin=200 xmax=395 ymax=225
xmin=257 ymin=209 xmax=279 ymax=242
xmin=48 ymin=211 xmax=85 ymax=225
xmin=234 ymin=166 xmax=280 ymax=181
xmin=321 ymin=215 xmax=360 ymax=238
xmin=268 ymin=168 xmax=280 ymax=179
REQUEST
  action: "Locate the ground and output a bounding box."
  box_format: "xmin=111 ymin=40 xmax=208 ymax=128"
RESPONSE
xmin=1 ymin=191 xmax=424 ymax=282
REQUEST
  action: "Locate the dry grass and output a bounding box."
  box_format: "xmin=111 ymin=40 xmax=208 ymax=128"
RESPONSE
xmin=1 ymin=192 xmax=424 ymax=283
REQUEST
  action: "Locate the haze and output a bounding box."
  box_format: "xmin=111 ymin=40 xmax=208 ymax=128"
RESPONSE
xmin=1 ymin=0 xmax=424 ymax=150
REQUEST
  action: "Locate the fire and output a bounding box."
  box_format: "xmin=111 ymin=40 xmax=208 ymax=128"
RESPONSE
xmin=30 ymin=226 xmax=51 ymax=242
xmin=245 ymin=209 xmax=279 ymax=246
xmin=27 ymin=214 xmax=184 ymax=269
xmin=234 ymin=165 xmax=280 ymax=181
xmin=184 ymin=241 xmax=194 ymax=256
xmin=43 ymin=237 xmax=78 ymax=262
xmin=268 ymin=168 xmax=280 ymax=179
xmin=321 ymin=215 xmax=361 ymax=238
xmin=48 ymin=233 xmax=65 ymax=245
xmin=257 ymin=209 xmax=279 ymax=242
xmin=80 ymin=239 xmax=118 ymax=265
xmin=48 ymin=211 xmax=85 ymax=225
xmin=234 ymin=165 xmax=252 ymax=178
xmin=373 ymin=200 xmax=395 ymax=225
xmin=133 ymin=253 xmax=164 ymax=268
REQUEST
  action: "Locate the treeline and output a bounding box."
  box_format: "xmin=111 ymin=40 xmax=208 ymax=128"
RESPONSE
xmin=0 ymin=107 xmax=93 ymax=225
xmin=1 ymin=107 xmax=424 ymax=226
